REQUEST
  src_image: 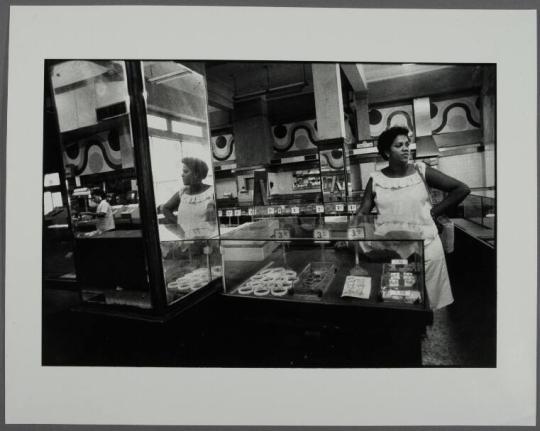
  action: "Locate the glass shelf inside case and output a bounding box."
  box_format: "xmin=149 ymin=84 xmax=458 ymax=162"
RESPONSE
xmin=160 ymin=237 xmax=222 ymax=305
xmin=220 ymin=216 xmax=427 ymax=310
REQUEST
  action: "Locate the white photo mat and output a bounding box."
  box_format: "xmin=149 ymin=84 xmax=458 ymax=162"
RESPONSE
xmin=5 ymin=6 xmax=537 ymax=426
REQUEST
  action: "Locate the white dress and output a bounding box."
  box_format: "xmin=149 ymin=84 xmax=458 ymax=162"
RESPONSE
xmin=176 ymin=186 xmax=217 ymax=239
xmin=369 ymin=162 xmax=453 ymax=310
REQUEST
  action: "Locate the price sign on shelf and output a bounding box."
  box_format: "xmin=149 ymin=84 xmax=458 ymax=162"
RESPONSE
xmin=335 ymin=204 xmax=344 ymax=212
xmin=234 ymin=209 xmax=242 ymax=217
xmin=218 ymin=210 xmax=223 ymax=217
xmin=348 ymin=204 xmax=357 ymax=213
xmin=277 ymin=207 xmax=283 ymax=215
xmin=347 ymin=227 xmax=365 ymax=240
xmin=316 ymin=205 xmax=324 ymax=214
xmin=267 ymin=207 xmax=275 ymax=215
xmin=226 ymin=210 xmax=233 ymax=217
xmin=391 ymin=259 xmax=409 ymax=265
xmin=248 ymin=208 xmax=254 ymax=216
xmin=313 ymin=228 xmax=330 ymax=241
xmin=291 ymin=206 xmax=300 ymax=215
xmin=274 ymin=229 xmax=291 ymax=240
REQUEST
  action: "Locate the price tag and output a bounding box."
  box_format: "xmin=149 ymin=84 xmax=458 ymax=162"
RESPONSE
xmin=226 ymin=210 xmax=233 ymax=217
xmin=391 ymin=259 xmax=409 ymax=265
xmin=348 ymin=204 xmax=357 ymax=212
xmin=316 ymin=205 xmax=324 ymax=214
xmin=234 ymin=209 xmax=242 ymax=217
xmin=347 ymin=227 xmax=365 ymax=240
xmin=277 ymin=207 xmax=283 ymax=215
xmin=313 ymin=229 xmax=330 ymax=240
xmin=291 ymin=206 xmax=300 ymax=214
xmin=274 ymin=229 xmax=291 ymax=240
xmin=248 ymin=208 xmax=254 ymax=216
xmin=267 ymin=207 xmax=275 ymax=215
xmin=335 ymin=204 xmax=344 ymax=212
xmin=218 ymin=210 xmax=223 ymax=217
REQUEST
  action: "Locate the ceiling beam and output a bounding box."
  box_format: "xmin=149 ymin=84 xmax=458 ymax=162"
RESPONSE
xmin=207 ymin=77 xmax=234 ymax=111
xmin=341 ymin=64 xmax=368 ymax=93
xmin=367 ymin=66 xmax=482 ymax=104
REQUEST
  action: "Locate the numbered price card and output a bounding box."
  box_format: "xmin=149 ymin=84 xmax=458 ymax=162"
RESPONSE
xmin=335 ymin=204 xmax=344 ymax=212
xmin=248 ymin=208 xmax=254 ymax=216
xmin=274 ymin=229 xmax=291 ymax=241
xmin=347 ymin=227 xmax=365 ymax=240
xmin=226 ymin=209 xmax=233 ymax=217
xmin=313 ymin=228 xmax=330 ymax=241
xmin=218 ymin=210 xmax=223 ymax=217
xmin=234 ymin=209 xmax=242 ymax=217
xmin=267 ymin=207 xmax=275 ymax=215
xmin=347 ymin=204 xmax=357 ymax=213
xmin=291 ymin=206 xmax=300 ymax=215
xmin=277 ymin=207 xmax=283 ymax=215
xmin=316 ymin=205 xmax=325 ymax=214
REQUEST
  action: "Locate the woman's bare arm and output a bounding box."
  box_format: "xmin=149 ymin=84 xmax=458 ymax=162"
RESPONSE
xmin=425 ymin=166 xmax=470 ymax=217
xmin=357 ymin=178 xmax=375 ymax=216
xmin=162 ymin=193 xmax=180 ymax=225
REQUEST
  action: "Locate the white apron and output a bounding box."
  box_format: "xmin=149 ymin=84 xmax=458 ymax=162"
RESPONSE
xmin=177 ymin=186 xmax=217 ymax=239
xmin=369 ymin=162 xmax=453 ymax=310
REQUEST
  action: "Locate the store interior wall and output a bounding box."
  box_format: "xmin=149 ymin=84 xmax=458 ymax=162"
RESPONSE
xmin=208 ymin=63 xmax=495 ymax=201
xmin=438 ymin=152 xmax=488 ymax=188
xmin=215 ymin=177 xmax=237 ymax=199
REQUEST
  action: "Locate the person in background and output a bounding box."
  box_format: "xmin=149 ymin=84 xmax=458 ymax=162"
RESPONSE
xmin=357 ymin=126 xmax=470 ymax=309
xmin=84 ymin=189 xmax=115 ymax=234
xmin=162 ymin=157 xmax=217 ymax=239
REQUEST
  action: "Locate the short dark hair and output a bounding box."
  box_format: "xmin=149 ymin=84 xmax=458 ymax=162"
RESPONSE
xmin=182 ymin=157 xmax=209 ymax=181
xmin=377 ymin=126 xmax=411 ymax=160
xmin=91 ymin=188 xmax=106 ymax=199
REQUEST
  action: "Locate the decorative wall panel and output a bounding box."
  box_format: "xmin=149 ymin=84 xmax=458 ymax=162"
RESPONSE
xmin=431 ymin=95 xmax=481 ymax=134
xmin=271 ymin=120 xmax=319 ymax=152
xmin=369 ymin=104 xmax=415 ymax=138
xmin=211 ymin=134 xmax=235 ymax=161
xmin=63 ymin=124 xmax=132 ymax=176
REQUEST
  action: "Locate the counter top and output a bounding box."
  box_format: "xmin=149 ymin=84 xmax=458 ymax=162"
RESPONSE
xmin=453 ymin=218 xmax=494 ymax=248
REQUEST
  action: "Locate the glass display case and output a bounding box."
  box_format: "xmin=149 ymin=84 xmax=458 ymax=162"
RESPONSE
xmin=463 ymin=190 xmax=495 ymax=230
xmin=43 ymin=171 xmax=76 ymax=284
xmin=160 ymin=238 xmax=222 ymax=305
xmin=220 ymin=216 xmax=428 ymax=311
xmin=47 ymin=60 xmax=154 ymax=310
xmin=45 ymin=59 xmax=222 ymax=319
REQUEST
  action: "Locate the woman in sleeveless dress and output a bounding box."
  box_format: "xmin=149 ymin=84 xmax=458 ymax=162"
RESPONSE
xmin=358 ymin=126 xmax=470 ymax=309
xmin=162 ymin=157 xmax=217 ymax=239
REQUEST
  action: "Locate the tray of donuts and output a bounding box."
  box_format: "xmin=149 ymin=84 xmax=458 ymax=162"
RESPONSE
xmin=234 ymin=266 xmax=299 ymax=297
xmin=167 ymin=266 xmax=223 ymax=294
xmin=294 ymin=262 xmax=337 ymax=297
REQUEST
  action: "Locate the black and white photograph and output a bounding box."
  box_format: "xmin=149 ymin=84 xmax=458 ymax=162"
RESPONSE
xmin=4 ymin=4 xmax=537 ymax=427
xmin=41 ymin=60 xmax=497 ymax=368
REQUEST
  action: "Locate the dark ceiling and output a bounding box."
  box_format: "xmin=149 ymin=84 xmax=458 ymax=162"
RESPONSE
xmin=205 ymin=62 xmax=484 ymax=130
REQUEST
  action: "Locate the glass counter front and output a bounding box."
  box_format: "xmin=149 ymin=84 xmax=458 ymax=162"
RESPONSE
xmin=463 ymin=190 xmax=495 ymax=230
xmin=220 ymin=217 xmax=427 ymax=311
